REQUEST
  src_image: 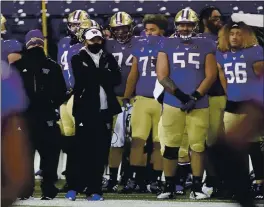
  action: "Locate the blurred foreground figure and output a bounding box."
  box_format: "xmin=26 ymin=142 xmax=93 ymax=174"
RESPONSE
xmin=209 ymin=21 xmax=264 ymax=207
xmin=1 ymin=60 xmax=32 ymax=207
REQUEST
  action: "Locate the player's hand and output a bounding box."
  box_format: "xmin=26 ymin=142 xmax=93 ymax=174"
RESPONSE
xmin=122 ymin=98 xmax=130 ymax=110
xmin=180 ymin=96 xmax=197 ymax=113
xmin=180 ymin=91 xmax=202 ymax=113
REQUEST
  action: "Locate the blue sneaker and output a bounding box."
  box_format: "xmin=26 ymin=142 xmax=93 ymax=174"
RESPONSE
xmin=87 ymin=194 xmax=104 ymax=201
xmin=65 ymin=190 xmax=77 ymax=201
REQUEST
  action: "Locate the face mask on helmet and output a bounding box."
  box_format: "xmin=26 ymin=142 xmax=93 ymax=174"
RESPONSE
xmin=111 ymin=25 xmax=132 ymax=44
xmin=176 ymin=22 xmax=197 ymax=40
xmin=174 ymin=8 xmax=199 ymax=41
xmin=67 ymin=10 xmax=90 ymax=39
xmin=67 ymin=22 xmax=81 ymax=37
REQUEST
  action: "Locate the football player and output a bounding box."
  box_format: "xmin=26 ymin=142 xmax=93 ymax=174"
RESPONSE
xmin=121 ymin=14 xmax=168 ymax=194
xmin=1 ymin=14 xmax=22 ymax=64
xmin=216 ymin=21 xmax=264 ymax=203
xmin=156 ymin=8 xmax=217 ymax=199
xmin=105 ymin=11 xmax=137 ymax=192
xmin=57 ymin=10 xmax=90 ymax=194
xmin=198 ymin=6 xmax=226 ymax=198
xmin=58 ymin=10 xmax=90 ymax=137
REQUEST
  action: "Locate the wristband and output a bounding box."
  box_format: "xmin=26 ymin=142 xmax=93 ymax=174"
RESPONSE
xmin=174 ymin=88 xmax=189 ymax=103
xmin=191 ymin=91 xmax=203 ymax=101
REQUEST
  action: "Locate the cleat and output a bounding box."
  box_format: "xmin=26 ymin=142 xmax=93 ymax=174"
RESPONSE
xmin=202 ymin=183 xmax=213 ymax=198
xmin=87 ymin=194 xmax=104 ymax=201
xmin=102 ymin=177 xmax=108 ymax=189
xmin=252 ymin=183 xmax=263 ymax=200
xmin=119 ymin=179 xmax=136 ymax=194
xmin=134 ymin=184 xmax=148 ymax=193
xmin=103 ymin=179 xmax=118 ymax=193
xmin=157 ymin=192 xmax=175 ymax=199
xmin=157 ymin=182 xmax=175 ymax=199
xmin=40 ymin=196 xmax=53 ymax=200
xmin=18 ymin=196 xmax=34 ymax=200
xmin=65 ymin=190 xmax=77 ymax=201
xmin=175 ymin=185 xmax=186 ymax=195
xmin=147 ymin=181 xmax=162 ymax=195
xmin=190 ymin=190 xmax=208 ymax=200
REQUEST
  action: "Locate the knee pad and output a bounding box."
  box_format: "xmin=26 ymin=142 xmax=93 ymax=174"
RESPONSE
xmin=190 ymin=142 xmax=205 ymax=153
xmin=163 ymin=145 xmax=179 ymax=160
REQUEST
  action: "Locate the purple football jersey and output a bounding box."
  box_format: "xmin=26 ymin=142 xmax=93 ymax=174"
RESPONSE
xmin=198 ymin=33 xmax=218 ymax=44
xmin=217 ymin=45 xmax=264 ymax=103
xmin=1 ymin=60 xmax=28 ymax=119
xmin=105 ymin=36 xmax=139 ymax=96
xmin=132 ymin=36 xmax=165 ymax=97
xmin=1 ymin=39 xmax=22 ymax=62
xmin=161 ymin=37 xmax=216 ymax=109
xmin=67 ymin=42 xmax=84 ymax=88
xmin=57 ymin=36 xmax=72 ymax=89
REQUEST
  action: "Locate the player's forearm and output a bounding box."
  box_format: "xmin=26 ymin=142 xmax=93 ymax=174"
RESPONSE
xmin=124 ymin=76 xmax=138 ymax=99
xmin=220 ymin=77 xmax=227 ymax=94
xmin=196 ymin=76 xmax=216 ymax=96
xmin=159 ymin=76 xmax=178 ymax=96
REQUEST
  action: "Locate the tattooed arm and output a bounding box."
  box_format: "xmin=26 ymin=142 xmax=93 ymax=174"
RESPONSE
xmin=156 ymin=52 xmax=190 ymax=103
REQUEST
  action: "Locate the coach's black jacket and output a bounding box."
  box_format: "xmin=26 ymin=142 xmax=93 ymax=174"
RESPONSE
xmin=71 ymin=48 xmax=122 ymax=121
xmin=12 ymin=48 xmax=67 ymax=121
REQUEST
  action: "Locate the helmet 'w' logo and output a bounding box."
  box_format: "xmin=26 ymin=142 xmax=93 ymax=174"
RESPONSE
xmin=92 ymin=31 xmax=98 ymax=34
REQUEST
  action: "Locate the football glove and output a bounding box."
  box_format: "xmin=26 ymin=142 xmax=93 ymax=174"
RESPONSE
xmin=180 ymin=91 xmax=202 ymax=113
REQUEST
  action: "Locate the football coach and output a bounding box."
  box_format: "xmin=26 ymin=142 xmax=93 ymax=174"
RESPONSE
xmin=69 ymin=28 xmax=121 ymax=201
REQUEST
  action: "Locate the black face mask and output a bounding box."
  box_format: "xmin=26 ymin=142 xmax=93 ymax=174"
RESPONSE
xmin=88 ymin=43 xmax=103 ymax=54
xmin=26 ymin=47 xmax=46 ymax=63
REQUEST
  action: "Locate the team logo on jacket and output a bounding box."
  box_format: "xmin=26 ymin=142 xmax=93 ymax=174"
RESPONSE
xmin=42 ymin=68 xmax=50 ymax=74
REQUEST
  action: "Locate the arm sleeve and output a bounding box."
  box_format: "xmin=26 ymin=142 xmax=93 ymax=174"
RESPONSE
xmin=51 ymin=63 xmax=67 ymax=108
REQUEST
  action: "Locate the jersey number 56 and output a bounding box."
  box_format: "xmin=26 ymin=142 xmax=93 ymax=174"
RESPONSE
xmin=224 ymin=62 xmax=247 ymax=84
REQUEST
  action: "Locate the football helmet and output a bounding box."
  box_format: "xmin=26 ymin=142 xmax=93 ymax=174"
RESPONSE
xmin=109 ymin=12 xmax=134 ymax=44
xmin=76 ymin=19 xmax=102 ymax=42
xmin=1 ymin=14 xmax=7 ymax=34
xmin=90 ymin=19 xmax=101 ymax=30
xmin=67 ymin=10 xmax=90 ymax=37
xmin=174 ymin=8 xmax=199 ymax=40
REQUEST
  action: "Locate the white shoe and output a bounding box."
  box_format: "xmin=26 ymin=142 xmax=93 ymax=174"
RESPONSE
xmin=190 ymin=190 xmax=208 ymax=200
xmin=202 ymin=183 xmax=213 ymax=198
xmin=157 ymin=192 xmax=175 ymax=199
